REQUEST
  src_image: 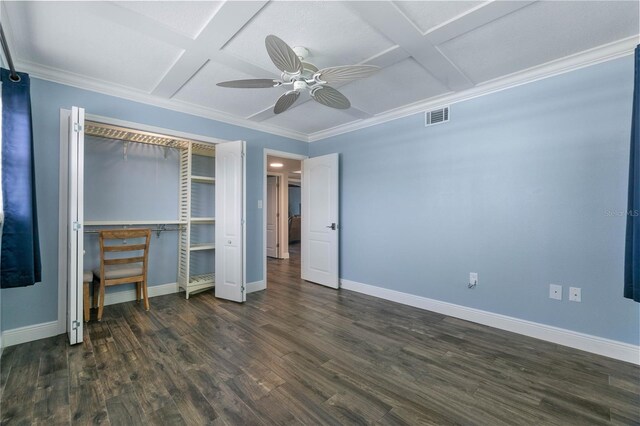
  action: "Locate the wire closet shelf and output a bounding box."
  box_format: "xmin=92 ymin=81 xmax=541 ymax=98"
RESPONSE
xmin=84 ymin=121 xmax=216 ymax=154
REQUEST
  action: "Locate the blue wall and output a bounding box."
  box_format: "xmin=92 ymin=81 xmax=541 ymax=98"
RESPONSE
xmin=1 ymin=78 xmax=307 ymax=331
xmin=310 ymin=56 xmax=640 ymax=345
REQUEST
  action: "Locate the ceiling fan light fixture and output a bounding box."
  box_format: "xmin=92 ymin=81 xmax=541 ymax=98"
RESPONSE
xmin=293 ymin=80 xmax=307 ymax=91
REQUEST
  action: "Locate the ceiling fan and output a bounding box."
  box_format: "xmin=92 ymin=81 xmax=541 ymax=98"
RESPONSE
xmin=216 ymin=35 xmax=380 ymax=114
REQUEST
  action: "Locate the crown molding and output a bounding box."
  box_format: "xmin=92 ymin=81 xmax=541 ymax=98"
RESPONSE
xmin=16 ymin=60 xmax=310 ymax=143
xmin=308 ymin=36 xmax=638 ymax=142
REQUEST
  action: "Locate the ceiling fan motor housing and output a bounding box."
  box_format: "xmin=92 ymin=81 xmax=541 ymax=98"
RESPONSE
xmin=293 ymin=80 xmax=307 ymax=91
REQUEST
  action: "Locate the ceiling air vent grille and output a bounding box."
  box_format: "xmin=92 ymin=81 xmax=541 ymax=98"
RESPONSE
xmin=425 ymin=106 xmax=450 ymax=127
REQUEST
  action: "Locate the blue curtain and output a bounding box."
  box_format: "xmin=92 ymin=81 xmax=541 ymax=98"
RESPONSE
xmin=625 ymin=46 xmax=640 ymax=302
xmin=0 ymin=68 xmax=41 ymax=288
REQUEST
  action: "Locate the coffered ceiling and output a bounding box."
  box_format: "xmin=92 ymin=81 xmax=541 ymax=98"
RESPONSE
xmin=2 ymin=1 xmax=638 ymax=142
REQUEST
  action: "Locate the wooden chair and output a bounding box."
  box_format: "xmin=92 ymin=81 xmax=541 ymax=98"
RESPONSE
xmin=93 ymin=228 xmax=151 ymax=321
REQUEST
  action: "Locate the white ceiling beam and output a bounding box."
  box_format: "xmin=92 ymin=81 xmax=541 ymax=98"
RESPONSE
xmin=343 ymin=107 xmax=373 ymax=120
xmin=425 ymin=1 xmax=537 ymax=45
xmin=151 ymin=1 xmax=269 ymax=98
xmin=347 ymin=2 xmax=473 ymax=91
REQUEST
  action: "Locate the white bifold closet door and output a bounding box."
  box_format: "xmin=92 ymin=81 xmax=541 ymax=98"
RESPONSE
xmin=67 ymin=106 xmax=85 ymax=345
xmin=215 ymin=140 xmax=246 ymax=302
xmin=302 ymin=153 xmax=340 ymax=289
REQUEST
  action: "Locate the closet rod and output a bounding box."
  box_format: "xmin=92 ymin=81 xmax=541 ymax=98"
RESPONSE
xmin=0 ymin=22 xmax=19 ymax=81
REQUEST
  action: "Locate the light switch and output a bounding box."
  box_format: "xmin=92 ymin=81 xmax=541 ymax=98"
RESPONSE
xmin=258 ymin=200 xmax=263 ymax=209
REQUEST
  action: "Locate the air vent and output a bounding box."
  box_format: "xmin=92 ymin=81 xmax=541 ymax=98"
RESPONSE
xmin=425 ymin=106 xmax=450 ymax=127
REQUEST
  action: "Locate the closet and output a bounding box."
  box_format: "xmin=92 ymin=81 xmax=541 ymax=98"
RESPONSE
xmin=61 ymin=106 xmax=246 ymax=345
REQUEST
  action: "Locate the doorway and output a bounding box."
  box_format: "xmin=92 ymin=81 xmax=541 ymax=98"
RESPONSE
xmin=263 ymin=151 xmax=306 ymax=288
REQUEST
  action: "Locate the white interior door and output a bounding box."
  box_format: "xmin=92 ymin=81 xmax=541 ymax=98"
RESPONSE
xmin=266 ymin=176 xmax=279 ymax=258
xmin=302 ymin=153 xmax=339 ymax=288
xmin=67 ymin=106 xmax=84 ymax=344
xmin=215 ymin=140 xmax=246 ymax=302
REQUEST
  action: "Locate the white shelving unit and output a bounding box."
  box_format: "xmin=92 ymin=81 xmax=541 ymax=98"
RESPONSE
xmin=178 ymin=142 xmax=217 ymax=298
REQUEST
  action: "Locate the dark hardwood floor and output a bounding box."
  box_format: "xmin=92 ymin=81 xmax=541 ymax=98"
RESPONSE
xmin=1 ymin=244 xmax=639 ymax=425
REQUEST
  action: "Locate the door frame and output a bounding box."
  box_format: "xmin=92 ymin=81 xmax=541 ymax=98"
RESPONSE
xmin=57 ymin=111 xmax=225 ymax=335
xmin=266 ymin=172 xmax=285 ymax=259
xmin=262 ymin=149 xmax=307 ymax=291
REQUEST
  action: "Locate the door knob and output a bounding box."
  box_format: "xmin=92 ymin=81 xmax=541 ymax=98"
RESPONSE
xmin=326 ymin=223 xmax=337 ymax=230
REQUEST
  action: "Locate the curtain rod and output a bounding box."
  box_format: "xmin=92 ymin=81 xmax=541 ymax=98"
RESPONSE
xmin=0 ymin=22 xmax=19 ymax=82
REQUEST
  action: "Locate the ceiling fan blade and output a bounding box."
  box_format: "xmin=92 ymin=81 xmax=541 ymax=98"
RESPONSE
xmin=216 ymin=79 xmax=280 ymax=88
xmin=265 ymin=35 xmax=302 ymax=74
xmin=311 ymin=86 xmax=351 ymax=110
xmin=316 ymin=65 xmax=380 ymax=84
xmin=274 ymin=90 xmax=300 ymax=114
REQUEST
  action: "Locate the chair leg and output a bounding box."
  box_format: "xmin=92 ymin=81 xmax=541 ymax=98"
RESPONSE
xmin=136 ymin=282 xmax=141 ymax=304
xmin=83 ymin=281 xmax=90 ymax=322
xmin=93 ymin=281 xmax=99 ymax=308
xmin=98 ymin=282 xmax=106 ymax=321
xmin=142 ymin=281 xmax=150 ymax=311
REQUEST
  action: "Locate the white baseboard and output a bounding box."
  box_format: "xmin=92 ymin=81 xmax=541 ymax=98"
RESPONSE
xmin=1 ymin=283 xmax=180 ymax=348
xmin=1 ymin=320 xmax=61 ymax=348
xmin=283 ymin=252 xmax=290 ymax=259
xmin=340 ymin=279 xmax=640 ymax=365
xmin=103 ymin=282 xmax=178 ymax=306
xmin=247 ymin=280 xmax=266 ymax=293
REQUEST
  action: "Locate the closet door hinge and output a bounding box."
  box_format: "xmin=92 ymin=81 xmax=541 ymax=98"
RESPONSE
xmin=72 ymin=222 xmax=82 ymax=231
xmin=71 ymin=320 xmax=81 ymax=330
xmin=73 ymin=123 xmax=83 ymax=133
xmin=241 ymin=285 xmax=245 ymax=294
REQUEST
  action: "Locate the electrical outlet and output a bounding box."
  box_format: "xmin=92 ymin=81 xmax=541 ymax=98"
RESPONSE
xmin=468 ymin=272 xmax=478 ymax=288
xmin=549 ymin=284 xmax=562 ymax=300
xmin=569 ymin=287 xmax=581 ymax=302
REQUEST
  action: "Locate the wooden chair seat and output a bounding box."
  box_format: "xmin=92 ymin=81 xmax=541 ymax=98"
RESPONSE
xmin=93 ymin=264 xmax=143 ymax=280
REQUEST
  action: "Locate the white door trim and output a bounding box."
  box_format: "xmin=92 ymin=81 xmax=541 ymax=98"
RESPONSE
xmin=266 ymin=174 xmax=280 ymax=258
xmin=263 ymin=149 xmax=307 ymax=291
xmin=267 ymin=172 xmax=288 ymax=259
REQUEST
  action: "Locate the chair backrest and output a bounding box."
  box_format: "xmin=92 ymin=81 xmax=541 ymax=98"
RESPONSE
xmin=98 ymin=228 xmax=151 ymax=283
